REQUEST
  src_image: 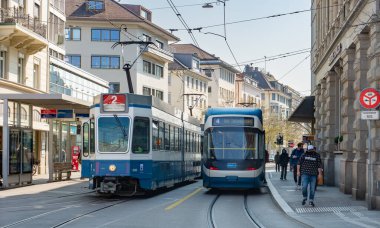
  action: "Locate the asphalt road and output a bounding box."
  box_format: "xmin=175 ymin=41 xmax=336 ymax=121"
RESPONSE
xmin=0 ymin=165 xmax=305 ymax=228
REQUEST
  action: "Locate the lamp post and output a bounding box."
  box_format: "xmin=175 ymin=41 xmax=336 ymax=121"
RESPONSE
xmin=202 ymin=0 xmax=227 ymax=38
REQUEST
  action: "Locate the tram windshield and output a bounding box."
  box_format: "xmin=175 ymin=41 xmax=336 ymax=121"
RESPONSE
xmin=98 ymin=116 xmax=130 ymax=152
xmin=205 ymin=127 xmax=258 ymax=160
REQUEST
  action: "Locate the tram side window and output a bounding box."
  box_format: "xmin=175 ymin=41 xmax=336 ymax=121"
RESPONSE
xmin=164 ymin=123 xmax=170 ymax=150
xmin=158 ymin=121 xmax=164 ymax=150
xmin=152 ymin=120 xmax=159 ymax=150
xmin=258 ymin=133 xmax=264 ymax=159
xmin=170 ymin=125 xmax=175 ymax=151
xmin=90 ymin=120 xmax=95 ymax=154
xmin=178 ymin=128 xmax=183 ymax=151
xmin=83 ymin=123 xmax=89 ymax=156
xmin=132 ymin=117 xmax=150 ymax=154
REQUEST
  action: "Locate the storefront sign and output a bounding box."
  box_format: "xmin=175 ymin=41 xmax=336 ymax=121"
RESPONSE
xmin=41 ymin=109 xmax=57 ymax=118
xmin=57 ymin=109 xmax=74 ymax=118
xmin=329 ymin=43 xmax=342 ymax=65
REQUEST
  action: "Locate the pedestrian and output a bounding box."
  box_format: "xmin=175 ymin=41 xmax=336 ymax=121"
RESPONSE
xmin=274 ymin=151 xmax=280 ymax=172
xmin=290 ymin=143 xmax=304 ymax=190
xmin=297 ymin=145 xmax=322 ymax=207
xmin=279 ymin=148 xmax=289 ymax=180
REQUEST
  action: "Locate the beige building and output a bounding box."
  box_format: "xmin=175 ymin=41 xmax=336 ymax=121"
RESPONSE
xmin=65 ymin=0 xmax=179 ymax=102
xmin=311 ymin=0 xmax=380 ymax=208
xmin=170 ymin=44 xmax=240 ymax=108
xmin=169 ymin=53 xmax=211 ymax=122
xmin=235 ymin=73 xmax=262 ymax=108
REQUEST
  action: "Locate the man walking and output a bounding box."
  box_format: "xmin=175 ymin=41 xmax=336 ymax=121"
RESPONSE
xmin=274 ymin=151 xmax=280 ymax=172
xmin=290 ymin=143 xmax=304 ymax=190
xmin=279 ymin=148 xmax=289 ymax=180
xmin=297 ymin=145 xmax=322 ymax=207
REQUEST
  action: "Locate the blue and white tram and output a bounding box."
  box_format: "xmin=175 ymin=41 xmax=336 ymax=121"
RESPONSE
xmin=202 ymin=108 xmax=265 ymax=189
xmin=81 ymin=93 xmax=202 ymax=194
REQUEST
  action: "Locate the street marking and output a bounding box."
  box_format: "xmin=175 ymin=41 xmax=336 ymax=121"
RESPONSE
xmin=165 ymin=187 xmax=203 ymax=211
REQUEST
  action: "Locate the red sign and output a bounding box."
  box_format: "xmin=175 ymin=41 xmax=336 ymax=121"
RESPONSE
xmin=102 ymin=94 xmax=126 ymax=112
xmin=359 ymin=88 xmax=380 ymax=109
xmin=41 ymin=109 xmax=57 ymax=118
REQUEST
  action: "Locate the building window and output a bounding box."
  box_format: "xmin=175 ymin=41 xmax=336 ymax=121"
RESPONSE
xmin=191 ymin=78 xmax=194 ymax=89
xmin=156 ymin=65 xmax=163 ymax=78
xmin=187 ymin=76 xmax=189 ymax=88
xmin=196 ymin=80 xmax=198 ymax=90
xmin=272 ymin=93 xmax=276 ymax=100
xmin=109 ymin=82 xmax=120 ymax=93
xmin=33 ymin=61 xmax=40 ymax=89
xmin=156 ymin=40 xmax=164 ymax=49
xmin=156 ymin=90 xmax=163 ymax=100
xmin=143 ymin=86 xmax=163 ymax=101
xmin=143 ymin=86 xmax=151 ymax=96
xmin=208 ymin=86 xmax=211 ymax=93
xmin=0 ymin=51 xmax=6 ymax=79
xmin=91 ymin=56 xmax=120 ymax=69
xmin=142 ymin=34 xmax=151 ymax=42
xmin=34 ymin=3 xmax=40 ymax=20
xmin=65 ymin=28 xmax=81 ymax=41
xmin=192 ymin=59 xmax=200 ymax=69
xmin=143 ymin=60 xmax=163 ymax=77
xmin=141 ymin=9 xmax=148 ymax=19
xmin=66 ymin=55 xmax=81 ymax=68
xmin=17 ymin=56 xmax=24 ymax=84
xmin=87 ymin=0 xmax=105 ymax=11
xmin=91 ymin=29 xmax=120 ymax=42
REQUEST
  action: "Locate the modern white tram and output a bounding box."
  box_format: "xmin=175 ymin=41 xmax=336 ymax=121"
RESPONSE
xmin=202 ymin=108 xmax=266 ymax=189
xmin=81 ymin=93 xmax=202 ymax=194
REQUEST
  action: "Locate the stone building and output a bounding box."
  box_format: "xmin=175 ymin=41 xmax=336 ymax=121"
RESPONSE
xmin=311 ymin=0 xmax=380 ymax=208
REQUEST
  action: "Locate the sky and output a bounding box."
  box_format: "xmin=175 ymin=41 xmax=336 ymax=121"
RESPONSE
xmin=122 ymin=0 xmax=311 ymax=96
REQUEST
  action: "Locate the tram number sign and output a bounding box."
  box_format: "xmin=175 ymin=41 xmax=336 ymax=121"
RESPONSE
xmin=359 ymin=88 xmax=380 ymax=109
xmin=102 ymin=94 xmax=127 ymax=112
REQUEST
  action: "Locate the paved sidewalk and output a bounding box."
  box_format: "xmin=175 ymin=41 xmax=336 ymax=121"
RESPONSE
xmin=266 ymin=170 xmax=380 ymax=228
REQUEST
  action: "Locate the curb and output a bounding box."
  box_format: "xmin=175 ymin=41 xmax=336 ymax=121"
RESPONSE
xmin=265 ymin=172 xmax=314 ymax=227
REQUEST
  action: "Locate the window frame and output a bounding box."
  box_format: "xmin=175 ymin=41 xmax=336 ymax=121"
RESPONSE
xmin=91 ymin=28 xmax=120 ymax=42
xmin=132 ymin=117 xmax=150 ymax=154
xmin=91 ymin=55 xmax=120 ymax=69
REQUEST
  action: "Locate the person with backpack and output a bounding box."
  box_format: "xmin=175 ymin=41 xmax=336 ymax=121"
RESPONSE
xmin=279 ymin=148 xmax=289 ymax=180
xmin=290 ymin=143 xmax=304 ymax=190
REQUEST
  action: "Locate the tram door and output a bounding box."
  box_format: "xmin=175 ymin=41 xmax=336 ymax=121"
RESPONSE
xmin=81 ymin=119 xmax=95 ymax=177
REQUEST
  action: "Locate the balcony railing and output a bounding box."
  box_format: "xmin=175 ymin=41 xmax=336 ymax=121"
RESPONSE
xmin=0 ymin=7 xmax=47 ymax=38
xmin=140 ymin=44 xmax=174 ymax=59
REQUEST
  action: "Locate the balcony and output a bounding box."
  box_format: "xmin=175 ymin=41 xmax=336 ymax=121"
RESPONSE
xmin=0 ymin=7 xmax=47 ymax=54
xmin=140 ymin=44 xmax=173 ymax=62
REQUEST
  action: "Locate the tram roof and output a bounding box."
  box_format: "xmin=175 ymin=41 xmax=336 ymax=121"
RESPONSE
xmin=0 ymin=93 xmax=91 ymax=114
xmin=205 ymin=108 xmax=262 ymax=123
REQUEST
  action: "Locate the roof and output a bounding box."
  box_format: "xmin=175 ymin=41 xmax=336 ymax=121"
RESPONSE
xmin=288 ymin=96 xmax=315 ymax=123
xmin=205 ymin=107 xmax=263 ymax=123
xmin=170 ymin=44 xmax=218 ymax=60
xmin=65 ymin=0 xmax=179 ymax=41
xmin=243 ymin=66 xmax=272 ymax=90
xmin=0 ymin=93 xmax=92 ymax=113
xmin=169 ymin=58 xmax=188 ymax=71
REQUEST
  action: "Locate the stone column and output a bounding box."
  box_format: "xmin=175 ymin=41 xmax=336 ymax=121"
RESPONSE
xmin=319 ymin=78 xmax=327 ymax=160
xmin=367 ymin=20 xmax=380 ymax=209
xmin=314 ymin=84 xmax=322 ymax=152
xmin=352 ymin=33 xmax=370 ymax=200
xmin=323 ymin=71 xmax=337 ymax=186
xmin=339 ymin=48 xmax=356 ymax=194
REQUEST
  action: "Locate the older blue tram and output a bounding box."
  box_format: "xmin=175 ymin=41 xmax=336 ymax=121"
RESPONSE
xmin=81 ymin=93 xmax=201 ymax=194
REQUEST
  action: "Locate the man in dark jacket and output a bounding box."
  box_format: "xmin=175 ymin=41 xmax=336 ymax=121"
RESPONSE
xmin=274 ymin=151 xmax=280 ymax=172
xmin=279 ymin=148 xmax=289 ymax=180
xmin=297 ymin=145 xmax=322 ymax=207
xmin=290 ymin=143 xmax=304 ymax=190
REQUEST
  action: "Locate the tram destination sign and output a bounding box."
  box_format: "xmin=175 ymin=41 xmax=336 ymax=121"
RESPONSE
xmin=101 ymin=94 xmax=127 ymax=112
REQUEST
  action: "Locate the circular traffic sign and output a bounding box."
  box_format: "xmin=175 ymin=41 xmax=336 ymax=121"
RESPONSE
xmin=359 ymin=88 xmax=380 ymax=109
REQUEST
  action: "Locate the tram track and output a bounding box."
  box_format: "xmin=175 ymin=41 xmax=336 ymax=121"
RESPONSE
xmin=0 ymin=197 xmax=132 ymax=228
xmin=208 ymin=192 xmax=263 ymax=228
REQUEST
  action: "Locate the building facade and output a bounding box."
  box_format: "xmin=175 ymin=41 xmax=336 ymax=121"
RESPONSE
xmin=169 ymin=53 xmax=211 ymax=122
xmin=65 ymin=0 xmax=179 ymax=102
xmin=235 ymin=73 xmax=262 ymax=108
xmin=311 ymin=0 xmax=380 ymax=208
xmin=170 ymin=44 xmax=239 ymax=108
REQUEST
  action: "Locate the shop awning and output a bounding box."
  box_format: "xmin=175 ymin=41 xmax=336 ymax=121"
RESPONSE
xmin=288 ymin=96 xmax=315 ymax=123
xmin=0 ymin=93 xmax=92 ymax=114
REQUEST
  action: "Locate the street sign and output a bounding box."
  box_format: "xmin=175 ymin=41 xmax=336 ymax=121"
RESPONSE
xmin=57 ymin=109 xmax=74 ymax=118
xmin=41 ymin=109 xmax=57 ymax=118
xmin=359 ymin=88 xmax=380 ymax=109
xmin=361 ymin=111 xmax=380 ymax=120
xmin=102 ymin=94 xmax=127 ymax=112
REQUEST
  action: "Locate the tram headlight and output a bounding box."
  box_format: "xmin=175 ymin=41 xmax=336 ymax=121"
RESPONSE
xmin=109 ymin=164 xmax=117 ymax=172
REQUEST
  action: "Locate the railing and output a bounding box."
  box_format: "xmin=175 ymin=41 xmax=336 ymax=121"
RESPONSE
xmin=140 ymin=44 xmax=174 ymax=58
xmin=0 ymin=7 xmax=47 ymax=38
